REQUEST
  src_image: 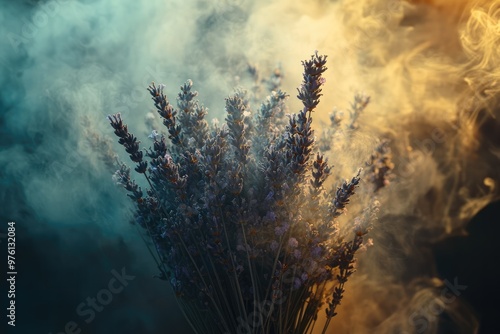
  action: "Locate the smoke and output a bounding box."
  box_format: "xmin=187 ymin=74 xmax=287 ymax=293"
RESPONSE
xmin=1 ymin=0 xmax=499 ymax=333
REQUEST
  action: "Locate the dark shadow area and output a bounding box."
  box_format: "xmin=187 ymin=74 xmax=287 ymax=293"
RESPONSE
xmin=1 ymin=184 xmax=191 ymax=334
xmin=433 ymin=200 xmax=500 ymax=334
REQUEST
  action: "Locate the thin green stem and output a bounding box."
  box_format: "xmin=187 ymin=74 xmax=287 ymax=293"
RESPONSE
xmin=219 ymin=206 xmax=249 ymax=328
xmin=176 ymin=234 xmax=230 ymax=333
xmin=241 ymin=222 xmax=259 ymax=331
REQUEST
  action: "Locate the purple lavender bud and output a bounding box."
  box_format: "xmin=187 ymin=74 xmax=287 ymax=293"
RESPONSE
xmin=288 ymin=237 xmax=299 ymax=248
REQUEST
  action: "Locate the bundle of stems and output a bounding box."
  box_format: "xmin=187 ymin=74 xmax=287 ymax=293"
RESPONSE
xmin=108 ymin=52 xmax=376 ymax=334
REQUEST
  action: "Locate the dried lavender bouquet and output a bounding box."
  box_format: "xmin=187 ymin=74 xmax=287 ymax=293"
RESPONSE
xmin=108 ymin=52 xmax=375 ymax=334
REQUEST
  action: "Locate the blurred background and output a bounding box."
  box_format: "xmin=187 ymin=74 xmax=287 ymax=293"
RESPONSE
xmin=1 ymin=0 xmax=499 ymax=333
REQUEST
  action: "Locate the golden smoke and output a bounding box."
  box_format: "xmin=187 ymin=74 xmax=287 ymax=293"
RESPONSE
xmin=236 ymin=0 xmax=499 ymax=332
xmin=301 ymin=1 xmax=499 ymax=332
